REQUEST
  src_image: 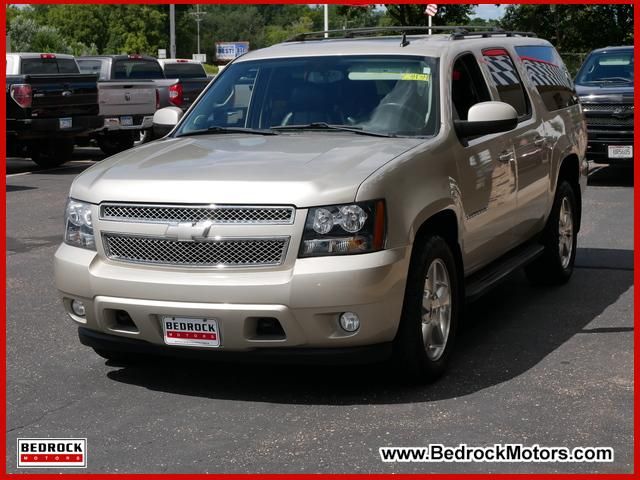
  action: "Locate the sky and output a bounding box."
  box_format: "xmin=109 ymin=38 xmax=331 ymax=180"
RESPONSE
xmin=472 ymin=4 xmax=507 ymax=20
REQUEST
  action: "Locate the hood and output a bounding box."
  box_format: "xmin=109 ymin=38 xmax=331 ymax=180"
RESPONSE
xmin=71 ymin=133 xmax=424 ymax=207
xmin=576 ymin=84 xmax=634 ymax=102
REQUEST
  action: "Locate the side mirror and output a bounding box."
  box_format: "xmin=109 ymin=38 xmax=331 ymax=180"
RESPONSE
xmin=454 ymin=101 xmax=518 ymax=139
xmin=152 ymin=106 xmax=184 ymax=138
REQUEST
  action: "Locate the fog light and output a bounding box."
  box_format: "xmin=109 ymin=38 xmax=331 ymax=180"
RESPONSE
xmin=339 ymin=312 xmax=360 ymax=332
xmin=71 ymin=300 xmax=86 ymax=317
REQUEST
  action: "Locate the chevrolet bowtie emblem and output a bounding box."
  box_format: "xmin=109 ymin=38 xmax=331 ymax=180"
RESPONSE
xmin=165 ymin=221 xmax=213 ymax=242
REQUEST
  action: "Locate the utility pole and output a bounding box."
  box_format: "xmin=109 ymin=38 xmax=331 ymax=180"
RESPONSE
xmin=190 ymin=5 xmax=207 ymax=55
xmin=169 ymin=4 xmax=176 ymax=58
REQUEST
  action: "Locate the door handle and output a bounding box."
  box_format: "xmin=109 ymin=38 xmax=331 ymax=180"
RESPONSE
xmin=498 ymin=150 xmax=514 ymax=163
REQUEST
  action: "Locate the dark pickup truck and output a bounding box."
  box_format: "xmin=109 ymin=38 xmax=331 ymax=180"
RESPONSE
xmin=6 ymin=53 xmax=102 ymax=167
xmin=575 ymin=46 xmax=634 ymax=165
xmin=157 ymin=59 xmax=212 ymax=111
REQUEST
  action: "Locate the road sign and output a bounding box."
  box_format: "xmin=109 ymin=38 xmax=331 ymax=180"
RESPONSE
xmin=425 ymin=4 xmax=438 ymax=17
xmin=215 ymin=42 xmax=249 ymax=62
xmin=158 ymin=49 xmax=167 ymax=59
xmin=192 ymin=53 xmax=207 ymax=63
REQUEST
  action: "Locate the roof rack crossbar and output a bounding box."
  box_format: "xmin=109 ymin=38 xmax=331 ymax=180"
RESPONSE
xmin=451 ymin=30 xmax=537 ymax=40
xmin=285 ymin=26 xmax=537 ymax=43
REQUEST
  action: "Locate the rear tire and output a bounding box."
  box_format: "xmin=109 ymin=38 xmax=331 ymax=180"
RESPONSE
xmin=30 ymin=139 xmax=74 ymax=168
xmin=139 ymin=128 xmax=154 ymax=144
xmin=525 ymin=180 xmax=578 ymax=285
xmin=392 ymin=235 xmax=460 ymax=384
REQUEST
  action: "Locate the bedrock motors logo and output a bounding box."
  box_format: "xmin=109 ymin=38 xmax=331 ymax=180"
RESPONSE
xmin=17 ymin=438 xmax=87 ymax=468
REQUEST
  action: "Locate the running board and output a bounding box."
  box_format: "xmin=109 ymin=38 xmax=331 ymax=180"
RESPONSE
xmin=465 ymin=243 xmax=544 ymax=302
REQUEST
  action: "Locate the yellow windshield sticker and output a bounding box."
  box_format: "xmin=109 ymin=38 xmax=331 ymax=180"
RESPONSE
xmin=348 ymin=72 xmax=431 ymax=81
xmin=401 ymin=73 xmax=430 ymax=81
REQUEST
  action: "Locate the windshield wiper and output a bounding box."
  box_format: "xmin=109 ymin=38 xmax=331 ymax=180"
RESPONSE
xmin=272 ymin=122 xmax=396 ymax=138
xmin=176 ymin=126 xmax=279 ymax=137
xmin=581 ymin=78 xmax=632 ymax=85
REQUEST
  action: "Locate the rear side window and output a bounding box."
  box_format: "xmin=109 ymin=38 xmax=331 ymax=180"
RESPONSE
xmin=113 ymin=60 xmax=164 ymax=79
xmin=21 ymin=58 xmax=80 ymax=74
xmin=77 ymin=60 xmax=103 ymax=78
xmin=163 ymin=63 xmax=207 ymax=79
xmin=515 ymin=45 xmax=577 ymax=112
xmin=482 ymin=48 xmax=530 ymax=117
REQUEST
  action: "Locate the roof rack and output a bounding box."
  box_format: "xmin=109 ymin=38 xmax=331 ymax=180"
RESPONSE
xmin=450 ymin=29 xmax=537 ymax=40
xmin=285 ymin=26 xmax=537 ymax=43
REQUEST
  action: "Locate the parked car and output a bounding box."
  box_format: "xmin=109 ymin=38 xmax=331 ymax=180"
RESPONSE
xmin=76 ymin=56 xmax=157 ymax=155
xmin=77 ymin=55 xmax=181 ymax=143
xmin=6 ymin=53 xmax=102 ymax=167
xmin=574 ymin=46 xmax=633 ymax=165
xmin=157 ymin=59 xmax=212 ymax=111
xmin=55 ymin=28 xmax=587 ymax=382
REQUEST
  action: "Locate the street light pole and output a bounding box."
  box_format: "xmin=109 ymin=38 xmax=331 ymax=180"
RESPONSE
xmin=169 ymin=4 xmax=176 ymax=58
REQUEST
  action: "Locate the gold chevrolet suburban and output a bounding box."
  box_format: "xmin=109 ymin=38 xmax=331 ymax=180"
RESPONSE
xmin=54 ymin=27 xmax=588 ymax=382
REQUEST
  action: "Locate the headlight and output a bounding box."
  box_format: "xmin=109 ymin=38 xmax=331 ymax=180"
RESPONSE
xmin=300 ymin=200 xmax=385 ymax=257
xmin=64 ymin=199 xmax=95 ymax=250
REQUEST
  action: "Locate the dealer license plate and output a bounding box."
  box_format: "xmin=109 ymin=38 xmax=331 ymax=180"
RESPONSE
xmin=59 ymin=117 xmax=72 ymax=129
xmin=608 ymin=145 xmax=633 ymax=159
xmin=162 ymin=316 xmax=220 ymax=347
xmin=120 ymin=115 xmax=133 ymax=126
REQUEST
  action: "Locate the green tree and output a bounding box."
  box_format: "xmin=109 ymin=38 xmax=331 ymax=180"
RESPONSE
xmin=384 ymin=4 xmax=477 ymax=27
xmin=8 ymin=16 xmax=75 ymax=54
xmin=500 ymin=5 xmax=633 ymax=52
xmin=44 ymin=5 xmax=110 ymax=53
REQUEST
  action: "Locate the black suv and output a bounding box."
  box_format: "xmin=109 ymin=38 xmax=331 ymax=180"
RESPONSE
xmin=575 ymin=46 xmax=634 ymax=165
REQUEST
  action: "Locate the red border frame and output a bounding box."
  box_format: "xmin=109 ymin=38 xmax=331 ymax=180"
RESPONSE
xmin=1 ymin=1 xmax=637 ymax=478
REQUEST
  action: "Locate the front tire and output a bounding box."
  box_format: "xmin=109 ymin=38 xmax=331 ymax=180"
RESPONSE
xmin=525 ymin=180 xmax=578 ymax=285
xmin=392 ymin=235 xmax=460 ymax=383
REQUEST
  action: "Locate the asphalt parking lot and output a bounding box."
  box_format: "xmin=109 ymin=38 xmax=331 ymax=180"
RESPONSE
xmin=5 ymin=151 xmax=634 ymax=473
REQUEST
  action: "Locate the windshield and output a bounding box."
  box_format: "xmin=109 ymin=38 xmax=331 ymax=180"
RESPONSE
xmin=176 ymin=55 xmax=439 ymax=137
xmin=575 ymin=49 xmax=633 ymax=85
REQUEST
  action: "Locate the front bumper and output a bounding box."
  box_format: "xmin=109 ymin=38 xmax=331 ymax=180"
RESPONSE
xmin=54 ymin=243 xmax=410 ymax=357
xmin=78 ymin=327 xmax=392 ymax=364
xmin=586 ymin=128 xmax=634 ymax=164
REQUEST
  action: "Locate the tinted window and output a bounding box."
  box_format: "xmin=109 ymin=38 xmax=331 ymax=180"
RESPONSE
xmin=515 ymin=45 xmax=577 ymax=111
xmin=482 ymin=48 xmax=530 ymax=117
xmin=21 ymin=58 xmax=80 ymax=74
xmin=575 ymin=49 xmax=633 ymax=86
xmin=451 ymin=53 xmax=491 ymax=121
xmin=163 ymin=63 xmax=207 ymax=79
xmin=177 ymin=55 xmax=439 ymax=137
xmin=113 ymin=60 xmax=164 ymax=79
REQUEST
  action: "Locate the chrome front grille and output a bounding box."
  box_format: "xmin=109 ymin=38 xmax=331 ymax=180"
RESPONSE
xmin=582 ymin=103 xmax=633 ymax=112
xmin=103 ymin=234 xmax=289 ymax=267
xmin=585 ymin=116 xmax=633 ymax=127
xmin=101 ymin=204 xmax=295 ymax=225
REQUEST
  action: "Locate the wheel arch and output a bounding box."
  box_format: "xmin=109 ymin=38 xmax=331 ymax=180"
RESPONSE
xmin=557 ymin=153 xmax=582 ymax=232
xmin=411 ymin=208 xmax=464 ymax=286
